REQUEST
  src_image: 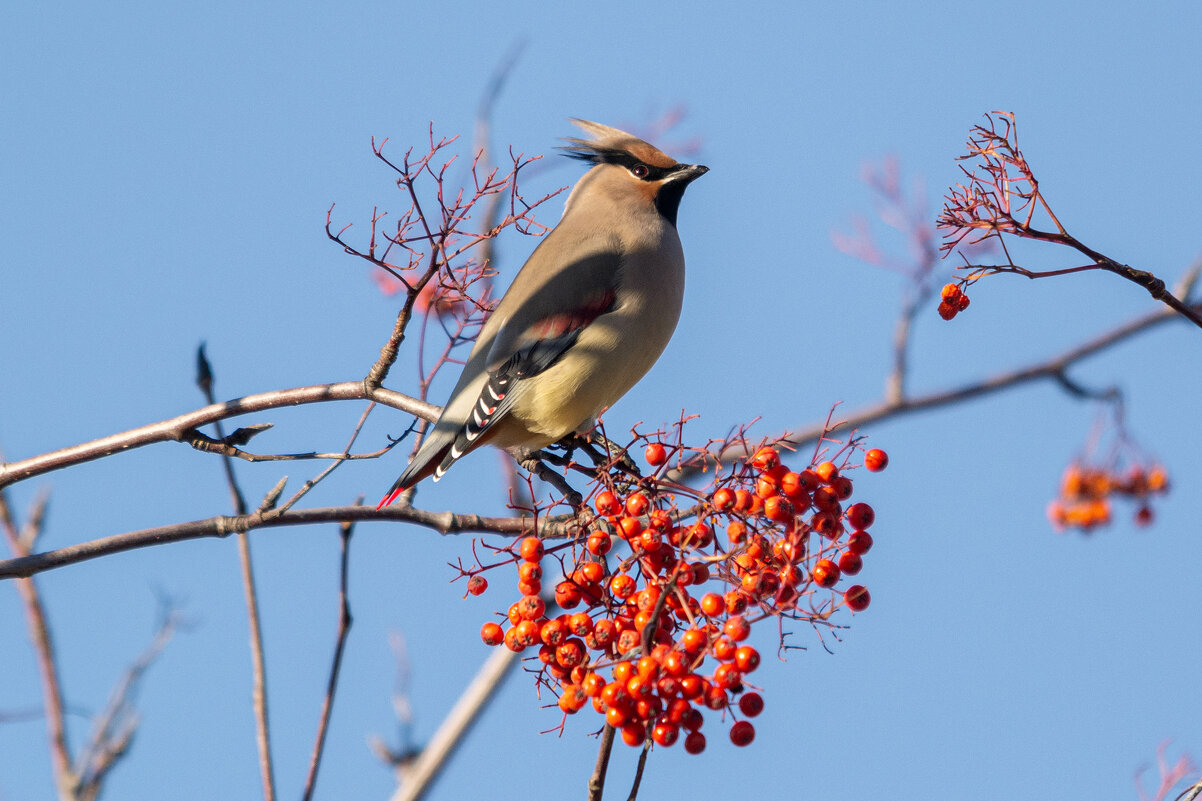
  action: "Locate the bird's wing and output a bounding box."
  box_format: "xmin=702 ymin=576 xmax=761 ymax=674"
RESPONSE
xmin=378 ymin=243 xmax=620 ymax=506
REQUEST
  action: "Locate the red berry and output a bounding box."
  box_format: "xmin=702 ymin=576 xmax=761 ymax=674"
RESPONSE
xmin=838 ymin=551 xmax=863 ymax=576
xmin=846 ymin=502 xmax=875 ymax=530
xmin=738 ymin=691 xmax=764 ymax=717
xmin=645 ymin=443 xmax=668 ymax=466
xmin=864 ymin=448 xmax=889 ymax=472
xmin=652 ymin=721 xmax=680 ymax=747
xmin=466 ymin=574 xmax=488 ymax=596
xmin=847 ymin=530 xmax=874 ymax=554
xmin=729 ymin=720 xmax=756 ymax=747
xmin=844 ymin=584 xmax=871 ymax=611
xmin=684 ymin=731 xmax=706 ymax=754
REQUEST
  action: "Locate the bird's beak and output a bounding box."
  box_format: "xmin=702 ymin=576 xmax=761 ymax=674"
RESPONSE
xmin=670 ymin=164 xmax=709 ymax=185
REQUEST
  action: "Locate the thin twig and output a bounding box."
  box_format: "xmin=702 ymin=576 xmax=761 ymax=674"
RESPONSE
xmin=626 ymin=740 xmax=652 ymax=801
xmin=301 ymin=513 xmax=357 ymax=801
xmin=196 ymin=346 xmax=276 ymax=801
xmin=587 ymin=724 xmax=617 ymax=801
xmin=0 ymin=488 xmax=75 ymax=801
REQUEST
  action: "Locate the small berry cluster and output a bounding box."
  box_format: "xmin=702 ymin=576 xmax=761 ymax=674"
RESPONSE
xmin=937 ymin=283 xmax=971 ymax=320
xmin=470 ymin=440 xmax=888 ymax=753
xmin=1047 ymin=462 xmax=1169 ymax=531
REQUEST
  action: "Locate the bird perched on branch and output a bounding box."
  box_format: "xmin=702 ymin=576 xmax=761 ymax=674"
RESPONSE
xmin=379 ymin=119 xmax=707 ymax=508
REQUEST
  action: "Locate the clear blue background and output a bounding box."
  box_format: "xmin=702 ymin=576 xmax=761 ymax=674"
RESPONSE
xmin=3 ymin=1 xmax=1200 ymax=799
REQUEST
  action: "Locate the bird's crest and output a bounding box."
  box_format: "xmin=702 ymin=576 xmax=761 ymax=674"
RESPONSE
xmin=561 ymin=119 xmax=677 ymax=170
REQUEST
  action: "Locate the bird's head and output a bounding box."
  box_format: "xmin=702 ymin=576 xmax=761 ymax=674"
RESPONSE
xmin=561 ymin=119 xmax=708 ymax=227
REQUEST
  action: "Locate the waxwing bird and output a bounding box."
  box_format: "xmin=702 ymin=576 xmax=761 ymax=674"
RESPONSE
xmin=378 ymin=119 xmax=707 ymax=508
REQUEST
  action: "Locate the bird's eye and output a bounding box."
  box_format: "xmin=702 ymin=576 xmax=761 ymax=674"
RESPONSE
xmin=631 ymin=164 xmax=649 ymax=179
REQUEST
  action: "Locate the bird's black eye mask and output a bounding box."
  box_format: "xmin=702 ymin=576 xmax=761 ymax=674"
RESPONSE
xmin=561 ymin=145 xmax=684 ymax=182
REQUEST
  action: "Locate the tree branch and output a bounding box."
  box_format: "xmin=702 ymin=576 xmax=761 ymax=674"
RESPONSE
xmin=0 ymin=383 xmax=440 ymax=490
xmin=0 ymin=503 xmax=584 ymax=580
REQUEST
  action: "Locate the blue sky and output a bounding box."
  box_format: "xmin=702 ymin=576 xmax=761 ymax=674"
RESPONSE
xmin=3 ymin=1 xmax=1201 ymax=799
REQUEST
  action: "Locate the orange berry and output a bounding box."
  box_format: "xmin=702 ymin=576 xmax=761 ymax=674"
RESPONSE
xmin=724 ymin=591 xmax=748 ymax=614
xmin=626 ymin=492 xmax=651 ymax=517
xmin=815 ymin=461 xmax=839 ymax=484
xmin=555 ymin=580 xmax=582 ymax=609
xmin=540 ymin=618 xmax=567 ymax=646
xmin=519 ymin=535 xmax=544 ymax=562
xmin=700 ymin=593 xmax=724 ymax=617
xmin=558 ymin=684 xmax=587 ymax=713
xmin=713 ymin=662 xmax=742 ymax=689
xmin=587 ymin=532 xmax=612 ymax=555
xmin=723 ymin=615 xmax=750 ymax=642
xmin=645 ymin=443 xmax=668 ymax=466
xmin=726 ymin=519 xmax=748 ymax=546
xmin=751 ymin=446 xmax=780 ymax=471
xmin=620 ymin=722 xmax=646 ymax=746
xmin=595 ymin=490 xmax=621 ymax=516
xmin=568 ymin=612 xmax=594 ymax=636
xmin=580 ymin=561 xmax=605 ymax=583
xmin=711 ymin=636 xmax=737 ymax=661
xmin=734 ymin=645 xmax=760 ymax=672
xmin=763 ymin=495 xmax=794 ymax=523
xmin=812 ymin=559 xmax=840 ymax=588
xmin=681 ymin=628 xmax=708 ymax=654
xmin=609 ymin=573 xmax=636 ymax=600
xmin=712 ymin=487 xmax=737 ymax=511
xmin=480 ymin=621 xmax=504 ymax=646
xmin=864 ymin=448 xmax=889 ymax=472
xmin=940 ymin=283 xmax=960 ymax=300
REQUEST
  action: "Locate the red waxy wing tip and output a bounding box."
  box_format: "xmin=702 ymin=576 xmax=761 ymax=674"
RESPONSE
xmin=377 ymin=486 xmax=404 ymax=510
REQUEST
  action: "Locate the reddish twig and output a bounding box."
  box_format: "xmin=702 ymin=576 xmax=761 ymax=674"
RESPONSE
xmin=938 ymin=111 xmax=1202 ymax=328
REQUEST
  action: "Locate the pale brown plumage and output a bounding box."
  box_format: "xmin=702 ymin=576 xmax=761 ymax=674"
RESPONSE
xmin=379 ymin=120 xmax=707 ymax=506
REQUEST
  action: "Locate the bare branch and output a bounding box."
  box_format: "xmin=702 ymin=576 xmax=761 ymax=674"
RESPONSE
xmin=386 ymin=646 xmax=518 ymax=801
xmin=0 ymin=503 xmax=587 ymax=580
xmin=0 ymin=488 xmax=75 ymax=800
xmin=0 ymin=383 xmax=440 ymax=490
xmin=301 ymin=513 xmax=357 ymax=801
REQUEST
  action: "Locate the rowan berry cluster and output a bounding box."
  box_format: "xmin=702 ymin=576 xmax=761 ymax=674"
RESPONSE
xmin=937 ymin=283 xmax=971 ymax=320
xmin=468 ymin=440 xmax=887 ymax=753
xmin=1047 ymin=462 xmax=1169 ymax=531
